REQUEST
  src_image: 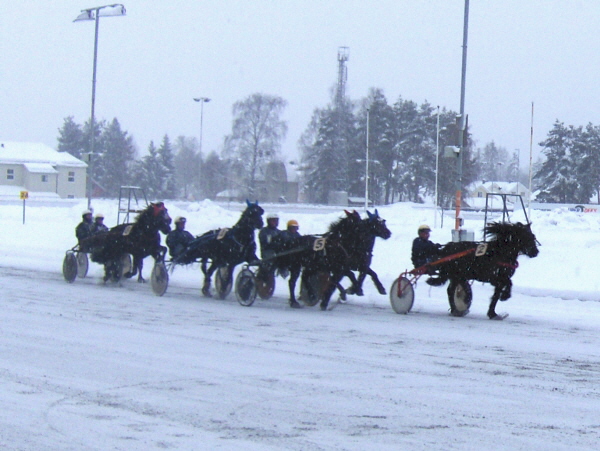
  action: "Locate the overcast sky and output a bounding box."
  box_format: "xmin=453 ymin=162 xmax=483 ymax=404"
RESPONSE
xmin=2 ymin=1 xmax=600 ymax=167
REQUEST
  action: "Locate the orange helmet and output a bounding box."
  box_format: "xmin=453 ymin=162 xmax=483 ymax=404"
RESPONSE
xmin=287 ymin=219 xmax=299 ymax=228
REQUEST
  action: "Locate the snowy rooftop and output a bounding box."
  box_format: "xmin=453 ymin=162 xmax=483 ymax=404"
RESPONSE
xmin=0 ymin=141 xmax=86 ymax=167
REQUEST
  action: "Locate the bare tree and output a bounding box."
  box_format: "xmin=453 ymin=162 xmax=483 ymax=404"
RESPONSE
xmin=225 ymin=93 xmax=288 ymax=197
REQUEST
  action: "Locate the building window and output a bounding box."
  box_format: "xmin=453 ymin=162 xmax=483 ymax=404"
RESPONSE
xmin=67 ymin=195 xmax=74 ymax=199
xmin=41 ymin=175 xmax=48 ymax=182
xmin=478 ymin=192 xmax=482 ymax=198
xmin=68 ymin=171 xmax=75 ymax=182
xmin=7 ymin=169 xmax=14 ymax=180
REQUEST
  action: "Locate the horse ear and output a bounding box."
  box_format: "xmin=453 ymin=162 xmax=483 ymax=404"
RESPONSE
xmin=374 ymin=208 xmax=379 ymax=217
xmin=366 ymin=210 xmax=374 ymax=220
xmin=246 ymin=199 xmax=251 ymax=207
xmin=344 ymin=209 xmax=352 ymax=217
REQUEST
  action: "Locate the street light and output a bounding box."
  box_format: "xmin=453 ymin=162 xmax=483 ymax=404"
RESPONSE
xmin=193 ymin=97 xmax=211 ymax=153
xmin=435 ymin=106 xmax=440 ymax=228
xmin=74 ymin=4 xmax=126 ymax=210
xmin=365 ymin=107 xmax=370 ymax=212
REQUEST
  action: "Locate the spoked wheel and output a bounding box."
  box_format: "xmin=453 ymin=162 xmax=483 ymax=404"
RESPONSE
xmin=255 ymin=266 xmax=275 ymax=300
xmin=63 ymin=252 xmax=78 ymax=283
xmin=300 ymin=271 xmax=329 ymax=307
xmin=151 ymin=262 xmax=169 ymax=296
xmin=214 ymin=265 xmax=233 ymax=300
xmin=76 ymin=252 xmax=89 ymax=278
xmin=448 ymin=280 xmax=472 ymax=317
xmin=389 ymin=276 xmax=414 ymax=314
xmin=235 ymin=267 xmax=257 ymax=306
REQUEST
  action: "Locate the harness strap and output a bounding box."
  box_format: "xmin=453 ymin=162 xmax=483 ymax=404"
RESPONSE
xmin=497 ymin=261 xmax=519 ymax=269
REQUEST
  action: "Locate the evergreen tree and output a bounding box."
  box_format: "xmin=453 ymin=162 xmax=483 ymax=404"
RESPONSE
xmin=157 ymin=135 xmax=177 ymax=199
xmin=572 ymin=123 xmax=600 ymax=203
xmin=134 ymin=141 xmax=163 ymax=199
xmin=479 ymin=141 xmax=510 ymax=182
xmin=535 ymin=121 xmax=579 ymax=203
xmin=174 ymin=136 xmax=202 ymax=199
xmin=57 ymin=116 xmax=85 ymax=158
xmin=94 ymin=118 xmax=136 ymax=197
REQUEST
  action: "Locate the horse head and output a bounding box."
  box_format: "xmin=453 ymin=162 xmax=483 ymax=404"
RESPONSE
xmin=144 ymin=202 xmax=172 ymax=234
xmin=484 ymin=221 xmax=539 ymax=258
xmin=242 ymin=200 xmax=264 ymax=230
xmin=365 ymin=209 xmax=392 ymax=240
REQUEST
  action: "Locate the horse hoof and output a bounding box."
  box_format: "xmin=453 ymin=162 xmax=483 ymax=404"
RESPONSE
xmin=450 ymin=309 xmax=469 ymax=317
xmin=290 ymin=301 xmax=303 ymax=309
xmin=378 ymin=288 xmax=387 ymax=295
xmin=320 ymin=302 xmax=328 ymax=311
xmin=137 ymin=277 xmax=146 ymax=284
xmin=202 ymin=288 xmax=212 ymax=297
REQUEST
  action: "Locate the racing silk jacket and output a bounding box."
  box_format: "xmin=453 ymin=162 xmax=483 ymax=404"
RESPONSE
xmin=166 ymin=229 xmax=194 ymax=258
xmin=411 ymin=237 xmax=440 ymax=268
xmin=259 ymin=226 xmax=280 ymax=259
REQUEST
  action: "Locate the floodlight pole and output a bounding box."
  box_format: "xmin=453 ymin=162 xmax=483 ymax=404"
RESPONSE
xmin=194 ymin=97 xmax=211 ymax=153
xmin=74 ymin=4 xmax=126 ymax=209
xmin=365 ymin=107 xmax=370 ymax=212
xmin=435 ymin=105 xmax=440 ymax=228
xmin=455 ymin=0 xmax=469 ymax=231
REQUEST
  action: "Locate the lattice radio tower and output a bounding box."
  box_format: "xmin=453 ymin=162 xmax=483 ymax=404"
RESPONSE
xmin=335 ymin=46 xmax=349 ymax=109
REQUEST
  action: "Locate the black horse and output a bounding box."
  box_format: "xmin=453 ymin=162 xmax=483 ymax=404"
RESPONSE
xmin=175 ymin=200 xmax=264 ymax=297
xmin=270 ymin=211 xmax=365 ymax=310
xmin=341 ymin=209 xmax=392 ymax=297
xmin=426 ymin=222 xmax=539 ymax=320
xmin=83 ymin=202 xmax=172 ymax=283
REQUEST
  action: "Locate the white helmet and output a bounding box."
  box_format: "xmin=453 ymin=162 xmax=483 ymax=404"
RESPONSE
xmin=266 ymin=213 xmax=279 ymax=220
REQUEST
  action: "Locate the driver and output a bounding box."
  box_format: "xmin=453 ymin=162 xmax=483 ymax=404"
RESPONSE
xmin=166 ymin=216 xmax=194 ymax=259
xmin=76 ymin=210 xmax=94 ymax=250
xmin=411 ymin=224 xmax=441 ymax=270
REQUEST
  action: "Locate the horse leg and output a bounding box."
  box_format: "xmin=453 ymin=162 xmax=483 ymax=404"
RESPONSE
xmin=366 ymin=268 xmax=386 ymax=295
xmin=320 ymin=270 xmax=344 ymax=311
xmin=137 ymin=258 xmax=145 ymax=283
xmin=488 ymin=285 xmax=503 ymax=320
xmin=202 ymin=260 xmax=216 ymax=297
xmin=343 ymin=271 xmax=360 ymax=296
xmin=288 ymin=266 xmax=303 ymax=308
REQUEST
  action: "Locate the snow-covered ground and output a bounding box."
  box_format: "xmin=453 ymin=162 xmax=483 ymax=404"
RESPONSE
xmin=2 ymin=199 xmax=600 ymax=450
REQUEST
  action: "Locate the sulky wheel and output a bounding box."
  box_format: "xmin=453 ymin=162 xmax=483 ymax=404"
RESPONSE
xmin=63 ymin=252 xmax=78 ymax=283
xmin=150 ymin=262 xmax=169 ymax=296
xmin=76 ymin=252 xmax=89 ymax=278
xmin=235 ymin=267 xmax=257 ymax=306
xmin=214 ymin=265 xmax=233 ymax=300
xmin=255 ymin=266 xmax=276 ymax=300
xmin=389 ymin=276 xmax=414 ymax=314
xmin=448 ymin=280 xmax=472 ymax=317
xmin=300 ymin=271 xmax=329 ymax=307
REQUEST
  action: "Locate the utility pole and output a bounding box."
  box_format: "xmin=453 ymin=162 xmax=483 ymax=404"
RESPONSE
xmin=455 ymin=0 xmax=469 ymax=231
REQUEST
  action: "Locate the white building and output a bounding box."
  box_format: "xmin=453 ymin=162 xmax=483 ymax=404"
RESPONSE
xmin=467 ymin=181 xmax=531 ymax=210
xmin=0 ymin=142 xmax=87 ymax=199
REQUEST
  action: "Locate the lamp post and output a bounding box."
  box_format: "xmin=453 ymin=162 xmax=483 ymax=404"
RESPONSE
xmin=74 ymin=4 xmax=126 ymax=210
xmin=435 ymin=106 xmax=440 ymax=228
xmin=365 ymin=107 xmax=370 ymax=212
xmin=455 ymin=0 xmax=469 ymax=231
xmin=193 ymin=97 xmax=211 ymax=153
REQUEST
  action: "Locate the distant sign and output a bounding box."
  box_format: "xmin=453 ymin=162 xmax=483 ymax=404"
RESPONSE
xmin=20 ymin=191 xmax=28 ymax=200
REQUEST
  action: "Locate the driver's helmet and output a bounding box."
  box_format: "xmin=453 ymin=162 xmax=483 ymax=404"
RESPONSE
xmin=94 ymin=213 xmax=104 ymax=220
xmin=418 ymin=224 xmax=431 ymax=233
xmin=82 ymin=210 xmax=92 ymax=219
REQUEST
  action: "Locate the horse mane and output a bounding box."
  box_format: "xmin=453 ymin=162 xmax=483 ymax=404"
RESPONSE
xmin=484 ymin=221 xmax=531 ymax=244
